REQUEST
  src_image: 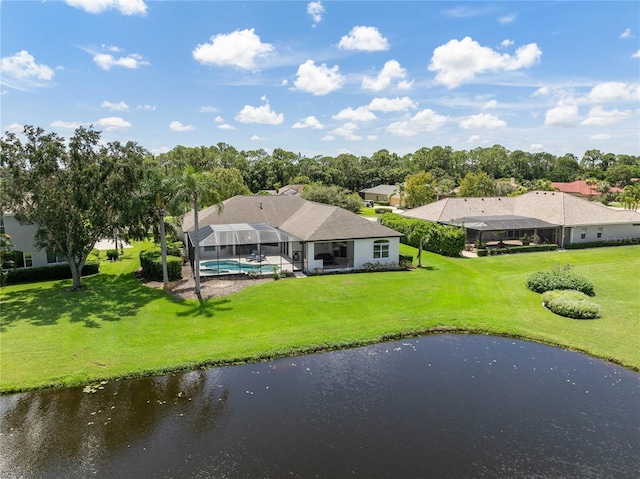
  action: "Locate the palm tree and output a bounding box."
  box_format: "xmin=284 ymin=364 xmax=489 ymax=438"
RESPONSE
xmin=176 ymin=167 xmax=223 ymax=297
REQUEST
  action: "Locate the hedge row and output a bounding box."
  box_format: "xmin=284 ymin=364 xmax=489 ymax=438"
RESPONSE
xmin=379 ymin=214 xmax=466 ymax=257
xmin=484 ymin=244 xmax=558 ymax=255
xmin=542 ymin=290 xmax=600 ymax=319
xmin=526 ymin=267 xmax=595 ymax=296
xmin=565 ymin=238 xmax=639 ymax=249
xmin=139 ymin=249 xmax=182 ymax=282
xmin=2 ymin=261 xmax=100 ymax=286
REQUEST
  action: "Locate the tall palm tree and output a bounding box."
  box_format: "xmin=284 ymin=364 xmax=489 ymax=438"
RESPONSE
xmin=176 ymin=167 xmax=223 ymax=297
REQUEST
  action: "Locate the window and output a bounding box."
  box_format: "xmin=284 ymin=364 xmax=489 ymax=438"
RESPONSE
xmin=24 ymin=252 xmax=33 ymax=268
xmin=204 ymin=246 xmax=216 ymax=252
xmin=373 ymin=239 xmax=389 ymax=259
xmin=597 ymin=227 xmax=603 ymax=239
xmin=0 ymin=217 xmax=5 ymax=235
xmin=580 ymin=228 xmax=587 ymax=240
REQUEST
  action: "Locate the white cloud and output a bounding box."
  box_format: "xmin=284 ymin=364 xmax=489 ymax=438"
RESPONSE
xmin=66 ymin=0 xmax=148 ymax=16
xmin=4 ymin=123 xmax=23 ymax=133
xmin=320 ymin=134 xmax=335 ymax=141
xmin=586 ymin=82 xmax=640 ymax=102
xmin=620 ymin=28 xmax=633 ymax=39
xmin=362 ymin=60 xmax=407 ymax=91
xmin=199 ymin=106 xmax=218 ymax=113
xmin=293 ymin=60 xmax=345 ymax=95
xmin=530 ymin=143 xmax=544 ymax=152
xmin=397 ymin=80 xmax=413 ymax=90
xmin=428 ymin=36 xmax=542 ymax=89
xmin=101 ymin=100 xmax=129 ymax=111
xmin=1 ymin=50 xmax=54 ymax=90
xmin=367 ymin=135 xmax=377 ymax=141
xmin=151 ymin=146 xmax=170 ymax=155
xmin=468 ymin=135 xmax=481 ymax=143
xmin=337 ymin=26 xmax=389 ymax=52
xmin=137 ymin=104 xmax=155 ymax=111
xmin=581 ymin=106 xmax=632 ymax=126
xmin=332 ymin=106 xmax=377 ymax=122
xmin=500 ymin=39 xmax=514 ymax=48
xmin=1 ymin=90 xmax=8 ymax=96
xmin=443 ymin=6 xmax=493 ymax=18
xmin=368 ymin=96 xmax=416 ymax=112
xmin=544 ymin=105 xmax=579 ymax=127
xmin=292 ymin=116 xmax=324 ymax=129
xmin=482 ymin=99 xmax=498 ymax=110
xmin=217 ymin=124 xmax=235 ymax=130
xmin=307 ymin=1 xmax=325 ymax=25
xmin=632 ymin=50 xmax=640 ymax=59
xmin=214 ymin=116 xmax=224 ymax=123
xmin=93 ymin=52 xmax=149 ymax=70
xmin=330 ymin=122 xmax=362 ymax=141
xmin=251 ymin=135 xmax=264 ymax=141
xmin=386 ymin=109 xmax=448 ymax=136
xmin=97 ymin=117 xmax=131 ymax=130
xmin=51 ymin=120 xmax=87 ymax=129
xmin=193 ymin=29 xmax=274 ymax=70
xmin=169 ymin=121 xmax=194 ymax=132
xmin=590 ymin=134 xmax=611 ymax=140
xmin=459 ymin=113 xmax=507 ymax=129
xmin=498 ymin=14 xmax=516 ymax=24
xmin=236 ymin=102 xmax=284 ymax=125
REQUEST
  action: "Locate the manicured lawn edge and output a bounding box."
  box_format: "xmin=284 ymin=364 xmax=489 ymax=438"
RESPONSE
xmin=1 ymin=243 xmax=638 ymax=393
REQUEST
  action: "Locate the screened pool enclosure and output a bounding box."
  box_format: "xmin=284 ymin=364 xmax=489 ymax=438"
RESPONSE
xmin=186 ymin=222 xmax=302 ymax=276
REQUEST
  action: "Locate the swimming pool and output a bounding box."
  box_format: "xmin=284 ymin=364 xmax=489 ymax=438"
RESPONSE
xmin=200 ymin=259 xmax=264 ymax=275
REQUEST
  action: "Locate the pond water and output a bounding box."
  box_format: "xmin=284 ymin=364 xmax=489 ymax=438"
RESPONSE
xmin=1 ymin=334 xmax=639 ymax=478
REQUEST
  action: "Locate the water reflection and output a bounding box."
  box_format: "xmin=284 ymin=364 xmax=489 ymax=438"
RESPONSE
xmin=1 ymin=335 xmax=639 ymax=478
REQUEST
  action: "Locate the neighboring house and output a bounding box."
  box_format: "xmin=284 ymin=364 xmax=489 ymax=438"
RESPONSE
xmin=277 ymin=184 xmax=305 ymax=196
xmin=360 ymin=185 xmax=402 ymax=207
xmin=551 ymin=180 xmax=623 ymax=198
xmin=1 ymin=213 xmax=65 ymax=269
xmin=401 ymin=191 xmax=640 ymax=248
xmin=180 ymin=195 xmax=403 ymax=275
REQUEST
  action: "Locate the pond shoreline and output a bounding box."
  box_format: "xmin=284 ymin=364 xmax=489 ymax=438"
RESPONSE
xmin=3 ymin=327 xmax=637 ymax=395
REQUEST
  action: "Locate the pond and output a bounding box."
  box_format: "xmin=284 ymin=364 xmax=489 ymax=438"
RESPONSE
xmin=1 ymin=334 xmax=639 ymax=478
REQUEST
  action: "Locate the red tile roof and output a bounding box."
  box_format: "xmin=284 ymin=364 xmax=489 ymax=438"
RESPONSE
xmin=551 ymin=180 xmax=623 ymax=196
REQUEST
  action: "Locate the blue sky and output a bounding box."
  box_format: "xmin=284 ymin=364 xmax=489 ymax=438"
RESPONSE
xmin=2 ymin=1 xmax=639 ymax=158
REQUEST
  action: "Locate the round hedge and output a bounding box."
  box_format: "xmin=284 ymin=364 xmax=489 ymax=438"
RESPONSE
xmin=542 ymin=290 xmax=600 ymax=319
xmin=526 ymin=269 xmax=595 ymax=296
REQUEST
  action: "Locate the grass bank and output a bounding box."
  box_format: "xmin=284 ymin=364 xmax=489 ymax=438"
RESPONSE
xmin=1 ymin=243 xmax=638 ymax=393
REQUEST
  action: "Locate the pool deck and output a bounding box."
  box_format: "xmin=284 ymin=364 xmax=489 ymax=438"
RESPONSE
xmin=199 ymin=255 xmax=293 ymax=277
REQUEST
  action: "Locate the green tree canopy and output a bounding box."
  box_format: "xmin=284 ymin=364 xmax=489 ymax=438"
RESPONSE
xmin=457 ymin=171 xmax=496 ymax=197
xmin=404 ymin=171 xmax=436 ymax=207
xmin=0 ymin=126 xmax=147 ymax=289
xmin=301 ymin=183 xmax=363 ymax=213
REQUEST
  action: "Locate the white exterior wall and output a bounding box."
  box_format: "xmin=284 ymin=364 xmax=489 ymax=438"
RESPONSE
xmin=2 ymin=215 xmax=51 ymax=268
xmin=352 ymin=237 xmax=400 ymax=269
xmin=568 ymin=223 xmax=640 ymax=244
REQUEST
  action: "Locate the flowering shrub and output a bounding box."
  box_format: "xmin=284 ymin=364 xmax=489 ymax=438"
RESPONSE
xmin=542 ymin=290 xmax=600 ymax=319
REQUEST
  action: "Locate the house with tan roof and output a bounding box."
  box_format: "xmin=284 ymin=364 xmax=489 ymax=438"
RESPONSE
xmin=359 ymin=185 xmax=402 ymax=207
xmin=181 ymin=195 xmax=403 ymax=275
xmin=402 ymin=191 xmax=640 ymax=248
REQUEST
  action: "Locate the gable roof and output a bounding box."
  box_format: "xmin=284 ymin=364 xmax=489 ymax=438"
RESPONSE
xmin=402 ymin=191 xmax=640 ymax=227
xmin=182 ymin=195 xmax=403 ymax=242
xmin=360 ymin=184 xmax=398 ymax=196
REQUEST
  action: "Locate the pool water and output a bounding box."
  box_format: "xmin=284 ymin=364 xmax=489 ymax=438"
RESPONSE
xmin=200 ymin=259 xmax=264 ymax=274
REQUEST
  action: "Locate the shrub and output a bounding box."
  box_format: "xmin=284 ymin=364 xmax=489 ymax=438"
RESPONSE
xmin=165 ymin=241 xmax=184 ymax=257
xmin=542 ymin=290 xmax=600 ymax=319
xmin=565 ymin=238 xmax=639 ymax=249
xmin=106 ymin=249 xmax=119 ymax=261
xmin=139 ymin=249 xmax=182 ymax=282
xmin=476 ymin=248 xmax=488 ymax=257
xmin=379 ymin=214 xmax=466 ymax=257
xmin=488 ymin=244 xmax=557 ymax=255
xmin=526 ymin=265 xmax=595 ymax=296
xmin=2 ymin=261 xmax=100 ymax=285
xmin=399 ymin=253 xmax=414 ymax=269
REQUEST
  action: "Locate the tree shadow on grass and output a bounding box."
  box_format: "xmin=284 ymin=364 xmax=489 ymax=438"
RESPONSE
xmin=172 ymin=297 xmax=233 ymax=319
xmin=0 ymin=272 xmax=234 ymax=332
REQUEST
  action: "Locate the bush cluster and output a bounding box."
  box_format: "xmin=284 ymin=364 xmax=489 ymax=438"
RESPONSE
xmin=487 ymin=244 xmax=558 ymax=255
xmin=139 ymin=249 xmax=182 ymax=282
xmin=379 ymin=214 xmax=466 ymax=257
xmin=398 ymin=253 xmax=414 ymax=268
xmin=565 ymin=238 xmax=639 ymax=249
xmin=526 ymin=266 xmax=595 ymax=296
xmin=542 ymin=290 xmax=600 ymax=319
xmin=165 ymin=241 xmax=184 ymax=257
xmin=2 ymin=261 xmax=100 ymax=286
xmin=106 ymin=249 xmax=119 ymax=260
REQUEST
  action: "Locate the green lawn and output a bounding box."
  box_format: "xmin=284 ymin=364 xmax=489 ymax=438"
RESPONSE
xmin=1 ymin=243 xmax=638 ymax=393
